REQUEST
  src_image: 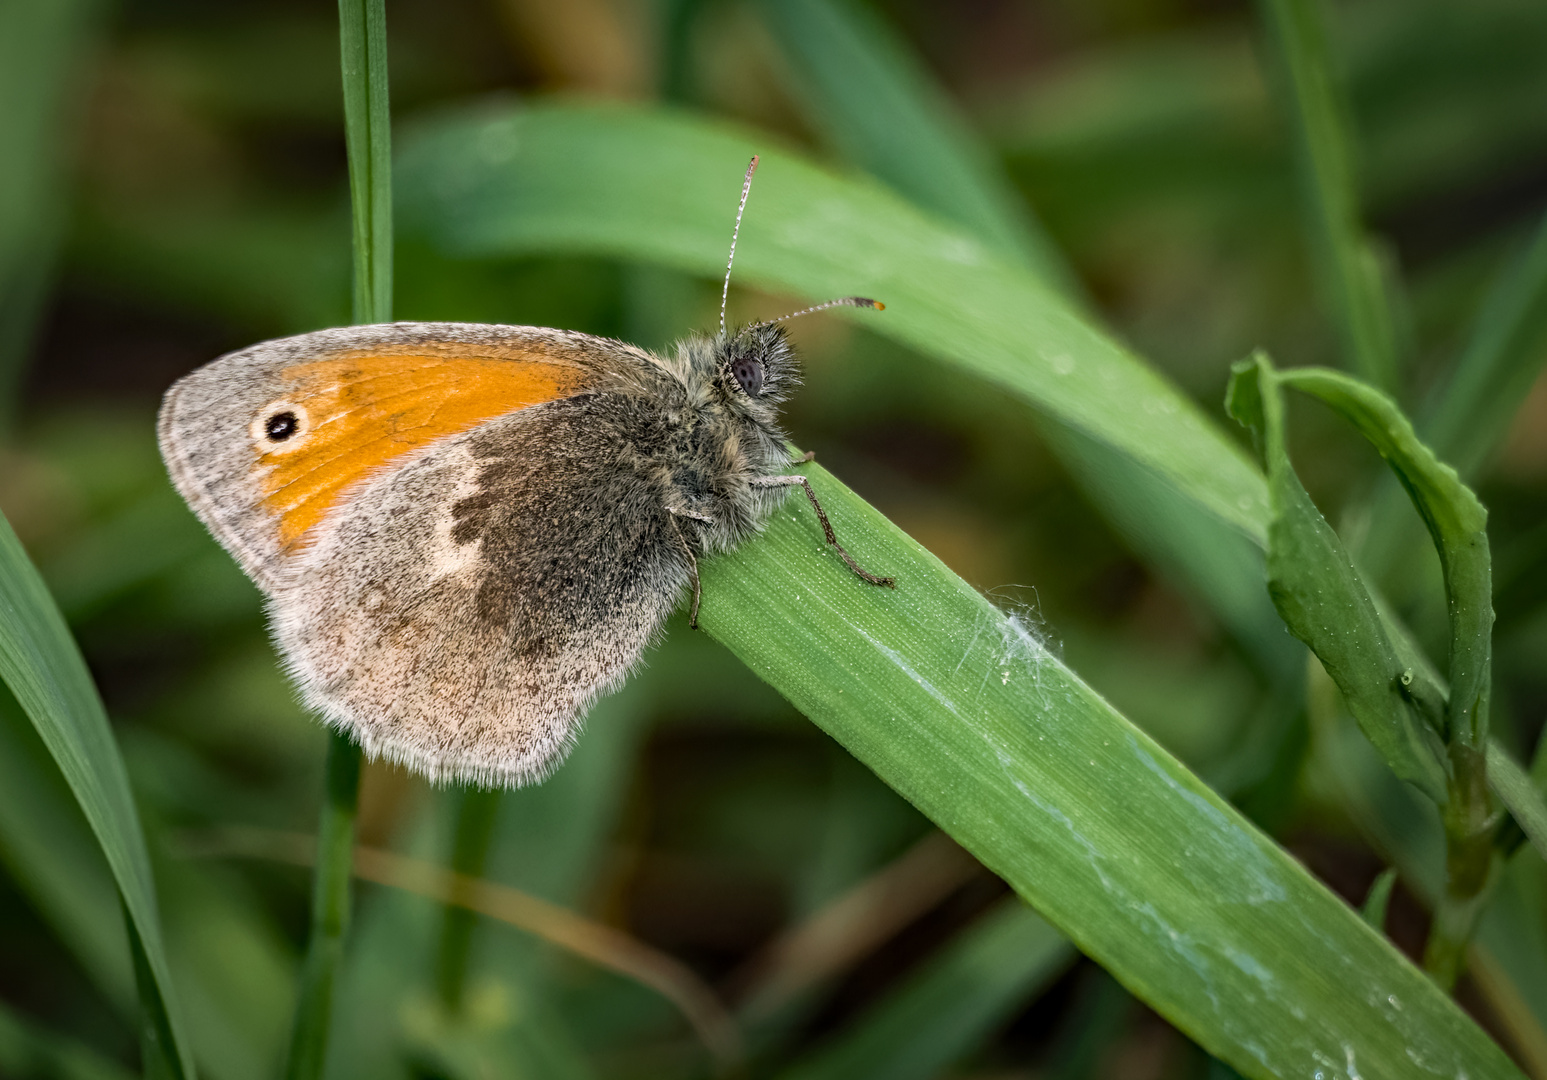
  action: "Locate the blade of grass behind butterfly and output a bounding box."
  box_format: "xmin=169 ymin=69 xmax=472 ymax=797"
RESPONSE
xmin=0 ymin=512 xmax=195 ymax=1079
xmin=691 ymin=459 xmax=1520 ymax=1079
xmin=776 ymin=899 xmax=1072 ymax=1080
xmin=395 ymin=102 xmax=1270 ymax=547
xmin=284 ymin=1 xmax=391 ymax=1077
xmin=752 ymin=0 xmax=1298 ymax=680
xmin=0 ymin=0 xmax=102 ymax=435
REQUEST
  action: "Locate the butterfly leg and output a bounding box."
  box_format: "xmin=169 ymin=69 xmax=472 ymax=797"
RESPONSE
xmin=750 ymin=475 xmax=896 ymax=588
xmin=667 ymin=507 xmax=711 ymax=628
xmin=791 ymin=449 xmax=816 ymax=464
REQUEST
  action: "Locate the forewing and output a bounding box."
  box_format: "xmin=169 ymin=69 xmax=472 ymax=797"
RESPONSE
xmin=157 ymin=322 xmax=656 ymax=589
xmin=268 ymin=395 xmax=689 ymax=787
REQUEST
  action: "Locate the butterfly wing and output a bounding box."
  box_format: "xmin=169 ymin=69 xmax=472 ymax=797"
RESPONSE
xmin=158 ymin=322 xmax=686 ymax=785
xmin=157 ymin=322 xmax=654 ymax=589
xmin=270 ymin=396 xmax=689 ymax=786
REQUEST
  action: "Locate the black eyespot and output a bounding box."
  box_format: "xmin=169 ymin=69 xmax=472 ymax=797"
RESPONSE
xmin=265 ymin=411 xmax=300 ymax=441
xmin=732 ymin=357 xmax=764 ymax=396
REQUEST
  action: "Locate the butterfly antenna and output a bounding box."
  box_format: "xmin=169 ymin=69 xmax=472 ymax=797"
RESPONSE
xmin=720 ymin=155 xmax=759 ymax=337
xmin=755 ymin=296 xmax=886 ymax=328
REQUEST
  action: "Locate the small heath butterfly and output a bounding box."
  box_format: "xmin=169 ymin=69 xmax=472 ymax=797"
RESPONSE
xmin=157 ymin=157 xmax=893 ymax=787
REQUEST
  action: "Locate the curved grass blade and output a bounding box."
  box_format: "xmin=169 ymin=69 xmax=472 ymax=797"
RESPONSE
xmin=778 ymin=899 xmax=1071 ymax=1080
xmin=1276 ymin=367 xmax=1493 ymax=763
xmin=693 ymin=459 xmax=1519 ymax=1080
xmin=394 ymin=101 xmax=1269 ymax=545
xmin=1231 ymin=358 xmax=1500 ymax=987
xmin=1225 ymin=356 xmax=1449 ymax=802
xmin=0 ymin=511 xmax=195 ymax=1076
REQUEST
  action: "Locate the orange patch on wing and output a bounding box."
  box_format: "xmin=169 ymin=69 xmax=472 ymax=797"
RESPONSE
xmin=260 ymin=345 xmax=586 ymax=549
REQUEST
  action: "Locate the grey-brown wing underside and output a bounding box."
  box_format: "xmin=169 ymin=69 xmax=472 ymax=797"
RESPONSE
xmin=268 ymin=394 xmax=689 ymax=787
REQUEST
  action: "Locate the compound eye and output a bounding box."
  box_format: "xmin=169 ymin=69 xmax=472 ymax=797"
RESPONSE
xmin=731 ymin=356 xmax=764 ymax=396
xmin=265 ymin=411 xmax=300 ymax=441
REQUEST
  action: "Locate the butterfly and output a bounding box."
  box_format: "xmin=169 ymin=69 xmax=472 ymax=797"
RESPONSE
xmin=158 ymin=156 xmax=892 ymax=787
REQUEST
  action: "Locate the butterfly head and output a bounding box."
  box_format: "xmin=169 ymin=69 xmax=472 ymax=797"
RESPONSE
xmin=716 ymin=322 xmax=799 ymax=409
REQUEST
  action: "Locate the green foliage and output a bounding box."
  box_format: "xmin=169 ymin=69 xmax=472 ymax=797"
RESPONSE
xmin=700 ymin=458 xmax=1519 ymax=1078
xmin=0 ymin=518 xmax=193 ymax=1076
xmin=2 ymin=0 xmax=1546 ymax=1077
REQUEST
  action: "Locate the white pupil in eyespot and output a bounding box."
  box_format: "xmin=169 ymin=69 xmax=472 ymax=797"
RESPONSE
xmin=733 ymin=358 xmax=763 ymax=395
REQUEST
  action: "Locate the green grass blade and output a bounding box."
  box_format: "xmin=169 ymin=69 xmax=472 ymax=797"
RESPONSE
xmin=1225 ymin=357 xmax=1449 ymax=802
xmin=395 ymin=101 xmax=1269 ymax=545
xmin=435 ymin=788 xmax=502 ymax=1013
xmin=284 ymin=1 xmax=392 ymax=1075
xmin=693 ymin=460 xmax=1519 ymax=1080
xmin=779 ymin=900 xmax=1072 ymax=1080
xmin=0 ymin=510 xmax=195 ymax=1077
xmin=283 ymin=732 xmax=363 ymax=1080
xmin=753 ymin=0 xmax=1075 ymax=294
xmin=339 ymin=0 xmax=392 ymax=325
xmin=1255 ymin=0 xmax=1398 ymax=390
xmin=0 ymin=0 xmax=101 ymax=433
xmin=1487 ymin=743 xmax=1547 ymax=865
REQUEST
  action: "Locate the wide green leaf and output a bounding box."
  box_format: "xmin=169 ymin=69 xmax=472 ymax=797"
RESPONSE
xmin=0 ymin=510 xmax=195 ymax=1076
xmin=690 ymin=459 xmax=1517 ymax=1080
xmin=394 ymin=101 xmax=1269 ymax=546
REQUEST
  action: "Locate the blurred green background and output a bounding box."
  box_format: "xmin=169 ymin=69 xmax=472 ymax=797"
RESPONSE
xmin=2 ymin=0 xmax=1546 ymax=1077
